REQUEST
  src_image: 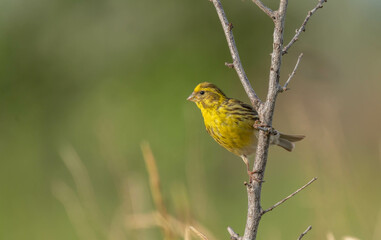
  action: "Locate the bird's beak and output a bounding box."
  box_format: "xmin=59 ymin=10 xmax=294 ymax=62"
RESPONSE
xmin=187 ymin=92 xmax=195 ymax=102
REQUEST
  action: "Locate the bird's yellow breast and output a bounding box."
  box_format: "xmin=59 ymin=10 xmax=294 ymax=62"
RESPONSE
xmin=201 ymin=106 xmax=257 ymax=156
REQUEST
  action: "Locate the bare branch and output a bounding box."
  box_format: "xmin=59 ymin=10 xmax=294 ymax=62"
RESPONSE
xmin=251 ymin=0 xmax=274 ymax=19
xmin=210 ymin=0 xmax=262 ymax=110
xmin=227 ymin=226 xmax=242 ymax=240
xmin=297 ymin=226 xmax=312 ymax=240
xmin=241 ymin=1 xmax=290 ymax=239
xmin=279 ymin=53 xmax=304 ymax=92
xmin=283 ymin=0 xmax=326 ymax=55
xmin=262 ymin=177 xmax=317 ymax=215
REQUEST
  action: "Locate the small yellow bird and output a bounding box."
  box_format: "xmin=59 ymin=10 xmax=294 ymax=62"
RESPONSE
xmin=187 ymin=82 xmax=304 ymax=177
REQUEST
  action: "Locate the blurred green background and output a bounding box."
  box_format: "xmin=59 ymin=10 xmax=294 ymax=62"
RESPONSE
xmin=1 ymin=0 xmax=381 ymax=239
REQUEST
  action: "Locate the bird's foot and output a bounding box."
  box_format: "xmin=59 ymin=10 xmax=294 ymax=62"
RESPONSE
xmin=254 ymin=121 xmax=278 ymax=135
xmin=247 ymin=170 xmax=265 ymax=183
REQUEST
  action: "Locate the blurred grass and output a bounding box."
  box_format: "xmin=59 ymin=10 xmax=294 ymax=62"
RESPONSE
xmin=0 ymin=0 xmax=381 ymax=239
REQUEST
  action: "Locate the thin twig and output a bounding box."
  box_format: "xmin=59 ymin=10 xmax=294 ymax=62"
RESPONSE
xmin=283 ymin=0 xmax=326 ymax=55
xmin=227 ymin=226 xmax=242 ymax=240
xmin=279 ymin=53 xmax=304 ymax=92
xmin=297 ymin=226 xmax=312 ymax=240
xmin=210 ymin=0 xmax=262 ymax=110
xmin=262 ymin=177 xmax=317 ymax=215
xmin=251 ymin=0 xmax=274 ymax=19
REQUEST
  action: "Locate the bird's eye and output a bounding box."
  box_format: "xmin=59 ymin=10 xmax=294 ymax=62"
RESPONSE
xmin=200 ymin=91 xmax=205 ymax=95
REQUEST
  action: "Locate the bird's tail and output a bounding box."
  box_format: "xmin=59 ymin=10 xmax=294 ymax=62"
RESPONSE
xmin=275 ymin=133 xmax=305 ymax=152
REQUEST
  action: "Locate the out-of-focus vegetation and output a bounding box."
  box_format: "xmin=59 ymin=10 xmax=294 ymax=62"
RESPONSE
xmin=1 ymin=0 xmax=380 ymax=239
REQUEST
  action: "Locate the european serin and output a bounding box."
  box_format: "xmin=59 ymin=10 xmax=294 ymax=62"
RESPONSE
xmin=187 ymin=82 xmax=304 ymax=176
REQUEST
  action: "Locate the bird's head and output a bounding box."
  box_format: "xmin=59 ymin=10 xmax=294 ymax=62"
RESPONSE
xmin=187 ymin=82 xmax=227 ymax=110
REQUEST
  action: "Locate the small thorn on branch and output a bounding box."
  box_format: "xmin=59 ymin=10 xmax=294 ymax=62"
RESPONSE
xmin=279 ymin=87 xmax=290 ymax=92
xmin=225 ymin=62 xmax=235 ymax=69
xmin=228 ymin=22 xmax=234 ymax=31
xmin=297 ymin=225 xmax=312 ymax=240
xmin=244 ymin=181 xmax=254 ymax=188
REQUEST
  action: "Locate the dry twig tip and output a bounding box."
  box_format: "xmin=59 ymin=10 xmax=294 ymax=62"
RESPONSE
xmin=297 ymin=225 xmax=312 ymax=240
xmin=283 ymin=0 xmax=327 ymax=55
xmin=279 ymin=53 xmax=304 ymax=92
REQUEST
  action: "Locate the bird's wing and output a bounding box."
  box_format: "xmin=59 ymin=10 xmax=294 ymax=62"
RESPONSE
xmin=224 ymin=98 xmax=259 ymax=121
